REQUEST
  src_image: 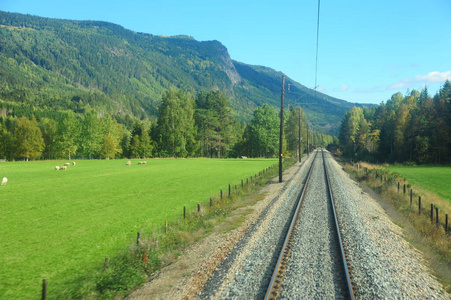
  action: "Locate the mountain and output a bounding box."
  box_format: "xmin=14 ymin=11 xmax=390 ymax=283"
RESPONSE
xmin=0 ymin=10 xmax=363 ymax=135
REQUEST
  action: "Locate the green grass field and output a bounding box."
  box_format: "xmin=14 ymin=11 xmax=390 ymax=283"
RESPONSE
xmin=386 ymin=165 xmax=451 ymax=204
xmin=0 ymin=158 xmax=277 ymax=299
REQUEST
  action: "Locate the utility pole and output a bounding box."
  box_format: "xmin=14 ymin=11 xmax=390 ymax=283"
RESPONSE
xmin=298 ymin=107 xmax=302 ymax=162
xmin=306 ymin=124 xmax=309 ymax=155
xmin=279 ymin=75 xmax=285 ymax=183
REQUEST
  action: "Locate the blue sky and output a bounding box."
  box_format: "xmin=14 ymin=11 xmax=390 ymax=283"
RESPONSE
xmin=1 ymin=0 xmax=450 ymax=104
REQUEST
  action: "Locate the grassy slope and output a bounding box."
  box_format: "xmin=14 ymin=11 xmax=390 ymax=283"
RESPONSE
xmin=387 ymin=165 xmax=451 ymax=204
xmin=0 ymin=158 xmax=276 ymax=299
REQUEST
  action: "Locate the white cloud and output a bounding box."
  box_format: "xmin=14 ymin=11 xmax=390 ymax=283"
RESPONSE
xmin=406 ymin=71 xmax=451 ymax=83
xmin=387 ymin=82 xmax=409 ymax=90
xmin=340 ymin=84 xmax=349 ymax=91
xmin=387 ymin=71 xmax=451 ymax=91
xmin=316 ymin=86 xmax=327 ymax=94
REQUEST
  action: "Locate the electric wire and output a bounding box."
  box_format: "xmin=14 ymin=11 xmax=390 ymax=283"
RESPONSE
xmin=314 ymin=0 xmax=321 ymax=98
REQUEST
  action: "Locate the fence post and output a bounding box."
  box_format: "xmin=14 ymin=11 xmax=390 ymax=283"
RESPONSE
xmin=446 ymin=214 xmax=449 ymax=234
xmin=241 ymin=179 xmax=244 ymax=188
xmin=137 ymin=232 xmax=141 ymax=246
xmin=410 ymin=189 xmax=413 ymax=207
xmin=228 ymin=184 xmax=231 ymax=198
xmin=220 ymin=190 xmax=223 ymax=200
xmin=418 ymin=196 xmax=421 ymax=214
xmin=403 ymin=184 xmax=406 ymax=195
xmin=104 ymin=258 xmax=110 ymax=272
xmin=210 ymin=197 xmax=212 ymax=207
xmin=431 ymin=204 xmax=434 ymax=222
xmin=41 ymin=279 xmax=47 ymax=300
xmin=197 ymin=203 xmax=201 ymax=213
xmin=398 ymin=182 xmax=400 ymax=193
xmin=435 ymin=207 xmax=439 ymax=225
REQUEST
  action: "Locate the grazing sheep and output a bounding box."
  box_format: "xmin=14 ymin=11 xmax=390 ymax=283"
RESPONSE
xmin=125 ymin=160 xmax=132 ymax=166
xmin=138 ymin=161 xmax=147 ymax=165
xmin=60 ymin=166 xmax=67 ymax=170
xmin=64 ymin=163 xmax=70 ymax=166
xmin=55 ymin=166 xmax=60 ymax=170
xmin=72 ymin=162 xmax=76 ymax=166
xmin=1 ymin=177 xmax=7 ymax=185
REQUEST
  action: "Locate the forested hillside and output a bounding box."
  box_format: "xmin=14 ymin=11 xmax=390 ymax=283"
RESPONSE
xmin=338 ymin=82 xmax=451 ymax=164
xmin=0 ymin=10 xmax=360 ymax=135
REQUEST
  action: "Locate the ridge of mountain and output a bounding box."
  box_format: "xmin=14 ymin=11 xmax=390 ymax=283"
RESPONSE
xmin=0 ymin=10 xmax=364 ymax=135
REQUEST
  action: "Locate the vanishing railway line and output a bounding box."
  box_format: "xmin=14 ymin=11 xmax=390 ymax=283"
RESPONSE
xmin=197 ymin=149 xmax=447 ymax=300
xmin=265 ymin=149 xmax=354 ymax=299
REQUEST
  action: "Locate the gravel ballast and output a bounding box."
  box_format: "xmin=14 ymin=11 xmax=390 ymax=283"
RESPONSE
xmin=128 ymin=151 xmax=449 ymax=299
xmin=279 ymin=151 xmax=348 ymax=299
xmin=323 ymin=151 xmax=448 ymax=299
xmin=198 ymin=154 xmax=316 ymax=299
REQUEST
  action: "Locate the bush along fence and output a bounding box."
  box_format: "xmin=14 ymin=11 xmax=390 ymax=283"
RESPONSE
xmin=350 ymin=162 xmax=449 ymax=235
xmin=39 ymin=159 xmax=295 ymax=299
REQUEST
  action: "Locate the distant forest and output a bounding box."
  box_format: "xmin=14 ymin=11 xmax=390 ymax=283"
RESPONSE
xmin=0 ymin=88 xmax=335 ymax=161
xmin=338 ymin=81 xmax=451 ymax=164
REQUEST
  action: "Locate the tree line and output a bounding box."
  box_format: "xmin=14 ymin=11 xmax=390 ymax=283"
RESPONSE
xmin=0 ymin=88 xmax=335 ymax=161
xmin=338 ymin=80 xmax=451 ymax=164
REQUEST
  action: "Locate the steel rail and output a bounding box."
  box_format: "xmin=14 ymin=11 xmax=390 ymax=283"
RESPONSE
xmin=322 ymin=149 xmax=355 ymax=299
xmin=264 ymin=149 xmax=355 ymax=299
xmin=264 ymin=151 xmax=318 ymax=300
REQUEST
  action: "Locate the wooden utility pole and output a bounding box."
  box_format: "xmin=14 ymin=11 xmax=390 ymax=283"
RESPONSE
xmin=306 ymin=124 xmax=309 ymax=155
xmin=279 ymin=75 xmax=285 ymax=183
xmin=298 ymin=107 xmax=302 ymax=162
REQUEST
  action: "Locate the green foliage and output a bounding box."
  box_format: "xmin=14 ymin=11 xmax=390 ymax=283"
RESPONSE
xmin=339 ymin=81 xmax=451 ymax=163
xmin=244 ymin=104 xmax=279 ymax=157
xmin=80 ymin=110 xmax=103 ymax=158
xmin=195 ymin=90 xmax=237 ymax=157
xmin=155 ymin=88 xmax=196 ymax=157
xmin=12 ymin=116 xmax=44 ymax=159
xmin=128 ymin=121 xmax=152 ymax=158
xmin=53 ymin=111 xmax=80 ymax=159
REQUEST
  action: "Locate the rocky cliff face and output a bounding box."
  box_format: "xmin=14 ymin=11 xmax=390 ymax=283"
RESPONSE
xmin=216 ymin=43 xmax=241 ymax=86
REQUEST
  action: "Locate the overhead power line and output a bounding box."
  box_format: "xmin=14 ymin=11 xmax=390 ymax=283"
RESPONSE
xmin=314 ymin=0 xmax=321 ymax=97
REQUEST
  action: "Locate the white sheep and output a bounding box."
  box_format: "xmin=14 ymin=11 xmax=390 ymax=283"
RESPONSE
xmin=55 ymin=166 xmax=60 ymax=170
xmin=138 ymin=161 xmax=147 ymax=165
xmin=1 ymin=177 xmax=7 ymax=185
xmin=64 ymin=163 xmax=70 ymax=166
xmin=72 ymin=162 xmax=76 ymax=166
xmin=60 ymin=166 xmax=67 ymax=170
xmin=125 ymin=161 xmax=132 ymax=166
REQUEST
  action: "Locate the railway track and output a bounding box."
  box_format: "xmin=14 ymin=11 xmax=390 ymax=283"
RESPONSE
xmin=265 ymin=149 xmax=354 ymax=299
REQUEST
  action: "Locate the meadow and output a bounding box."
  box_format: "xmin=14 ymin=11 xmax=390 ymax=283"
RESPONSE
xmin=386 ymin=165 xmax=451 ymax=205
xmin=0 ymin=158 xmax=277 ymax=299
